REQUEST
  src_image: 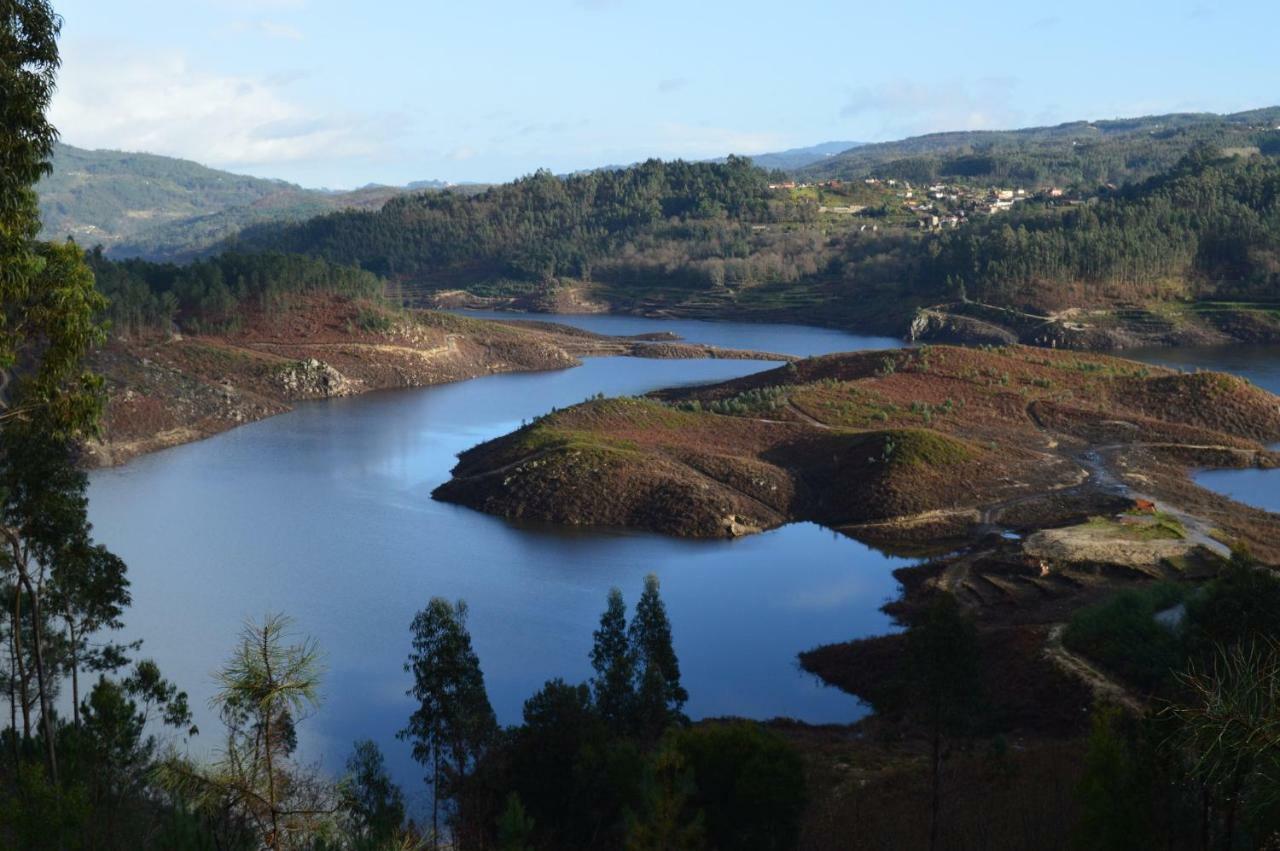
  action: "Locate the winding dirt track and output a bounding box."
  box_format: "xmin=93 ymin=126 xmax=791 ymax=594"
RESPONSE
xmin=1044 ymin=623 xmax=1146 ymax=714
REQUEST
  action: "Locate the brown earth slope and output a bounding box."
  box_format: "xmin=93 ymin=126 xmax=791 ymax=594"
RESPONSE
xmin=86 ymin=295 xmax=785 ymax=467
xmin=434 ymin=344 xmax=1280 ymax=557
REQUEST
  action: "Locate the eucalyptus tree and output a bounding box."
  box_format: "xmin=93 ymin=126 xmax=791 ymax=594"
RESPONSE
xmin=400 ymin=597 xmax=497 ymax=848
xmin=0 ymin=0 xmax=113 ymax=784
xmin=0 ymin=0 xmax=106 ymax=431
xmin=342 ymin=738 xmax=407 ymax=847
xmin=49 ymin=541 xmax=132 ymax=725
xmin=900 ymin=593 xmax=981 ymax=851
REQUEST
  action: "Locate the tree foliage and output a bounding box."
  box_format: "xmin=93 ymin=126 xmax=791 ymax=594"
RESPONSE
xmin=87 ymin=248 xmax=384 ymax=336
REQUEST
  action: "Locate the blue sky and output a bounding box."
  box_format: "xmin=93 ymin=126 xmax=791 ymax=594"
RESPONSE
xmin=48 ymin=0 xmax=1280 ymax=188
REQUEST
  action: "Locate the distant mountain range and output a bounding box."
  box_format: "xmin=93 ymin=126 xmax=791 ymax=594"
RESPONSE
xmin=743 ymin=140 xmax=864 ymax=171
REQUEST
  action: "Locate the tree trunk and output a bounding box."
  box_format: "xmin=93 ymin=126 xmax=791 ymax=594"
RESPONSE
xmin=11 ymin=584 xmax=29 ymax=739
xmin=260 ymin=627 xmax=280 ymax=851
xmin=7 ymin=635 xmax=17 ymax=773
xmin=1200 ymin=787 xmax=1211 ymax=851
xmin=67 ymin=619 xmax=80 ymax=727
xmin=1223 ymin=770 xmax=1245 ymax=851
xmin=20 ymin=572 xmax=57 ymax=784
xmin=432 ymin=746 xmax=441 ymax=851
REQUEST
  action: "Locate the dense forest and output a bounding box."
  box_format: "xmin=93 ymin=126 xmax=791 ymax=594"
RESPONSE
xmin=228 ymin=157 xmax=815 ymax=287
xmin=925 ymin=146 xmax=1280 ymax=309
xmin=87 ymin=249 xmax=384 ymax=334
xmin=217 ymin=146 xmax=1280 ymax=325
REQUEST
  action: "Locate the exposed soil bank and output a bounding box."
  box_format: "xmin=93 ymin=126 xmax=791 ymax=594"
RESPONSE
xmin=435 ymin=343 xmax=1280 ymax=553
xmin=85 ymin=295 xmax=786 ymax=467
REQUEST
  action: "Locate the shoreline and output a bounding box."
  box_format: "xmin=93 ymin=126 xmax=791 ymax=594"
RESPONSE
xmin=430 ymin=289 xmax=1280 ymax=352
xmin=83 ymin=299 xmax=799 ymax=469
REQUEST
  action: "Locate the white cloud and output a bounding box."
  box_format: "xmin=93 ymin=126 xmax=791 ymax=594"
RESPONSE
xmin=840 ymin=77 xmax=1023 ymax=138
xmin=49 ymin=41 xmax=385 ymax=171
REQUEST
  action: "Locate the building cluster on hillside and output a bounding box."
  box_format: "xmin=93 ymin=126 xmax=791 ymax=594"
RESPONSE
xmin=768 ymin=174 xmax=1080 ymax=230
xmin=871 ymin=179 xmax=1076 ymax=229
xmin=767 ymin=179 xmax=845 ymax=191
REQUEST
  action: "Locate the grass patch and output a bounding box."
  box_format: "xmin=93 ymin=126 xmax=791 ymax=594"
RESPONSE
xmin=1080 ymin=513 xmax=1186 ymax=541
xmin=1063 ymin=582 xmax=1188 ymax=692
xmin=882 ymin=428 xmax=973 ymax=468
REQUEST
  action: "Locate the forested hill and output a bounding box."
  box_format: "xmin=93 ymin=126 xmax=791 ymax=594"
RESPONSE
xmin=36 ymin=143 xmax=419 ymax=261
xmin=218 ymin=147 xmax=1280 ymax=345
xmin=799 ymin=107 xmax=1280 ymax=188
xmin=928 ymin=146 xmax=1280 ymax=310
xmin=228 ymin=156 xmax=799 ymax=284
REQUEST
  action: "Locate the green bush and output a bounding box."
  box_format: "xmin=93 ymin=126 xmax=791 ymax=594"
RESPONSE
xmin=672 ymin=722 xmax=807 ymax=851
xmin=1184 ymin=557 xmax=1280 ymax=656
xmin=1064 ymin=584 xmax=1187 ymax=692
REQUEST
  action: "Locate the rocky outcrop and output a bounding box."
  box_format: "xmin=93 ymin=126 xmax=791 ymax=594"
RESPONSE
xmin=908 ymin=308 xmax=1018 ymax=345
xmin=275 ymin=358 xmax=354 ymax=398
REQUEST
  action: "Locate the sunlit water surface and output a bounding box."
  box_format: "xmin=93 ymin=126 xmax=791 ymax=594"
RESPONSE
xmin=87 ymin=317 xmax=904 ymax=790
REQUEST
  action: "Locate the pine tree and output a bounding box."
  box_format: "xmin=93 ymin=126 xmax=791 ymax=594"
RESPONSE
xmin=590 ymin=587 xmax=635 ymax=732
xmin=629 ymin=574 xmax=687 ymax=740
xmin=496 ymin=792 xmax=536 ymax=851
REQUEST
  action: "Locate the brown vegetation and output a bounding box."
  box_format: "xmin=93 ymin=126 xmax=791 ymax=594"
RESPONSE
xmin=85 ymin=295 xmax=780 ymax=466
xmin=436 ymin=344 xmax=1280 ymax=553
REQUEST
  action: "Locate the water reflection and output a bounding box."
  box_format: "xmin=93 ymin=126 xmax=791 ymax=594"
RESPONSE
xmin=88 ymin=332 xmax=906 ymax=786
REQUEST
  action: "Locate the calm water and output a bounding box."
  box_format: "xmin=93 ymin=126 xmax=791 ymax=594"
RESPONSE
xmin=86 ymin=317 xmax=904 ymax=789
xmin=1126 ymin=344 xmax=1280 ymax=516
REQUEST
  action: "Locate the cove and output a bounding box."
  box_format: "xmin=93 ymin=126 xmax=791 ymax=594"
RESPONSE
xmin=86 ymin=317 xmax=904 ymax=787
xmin=1126 ymin=344 xmax=1280 ymax=516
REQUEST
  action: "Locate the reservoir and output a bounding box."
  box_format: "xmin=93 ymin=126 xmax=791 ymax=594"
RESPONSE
xmin=86 ymin=316 xmax=904 ymax=788
xmin=87 ymin=321 xmax=1280 ymax=789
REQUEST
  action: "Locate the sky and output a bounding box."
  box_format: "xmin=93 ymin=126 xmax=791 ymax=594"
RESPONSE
xmin=47 ymin=0 xmax=1280 ymax=189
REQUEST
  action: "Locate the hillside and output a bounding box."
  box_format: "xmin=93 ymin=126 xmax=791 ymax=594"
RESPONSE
xmin=799 ymin=107 xmax=1280 ymax=187
xmin=226 ymin=147 xmax=1280 ymax=347
xmin=35 ymin=138 xmax=851 ymax=262
xmin=87 ymin=294 xmax=777 ymax=466
xmin=434 ymin=344 xmax=1280 ymax=557
xmin=37 ymin=143 xmax=426 ymax=260
xmin=743 ymin=141 xmax=865 ymax=171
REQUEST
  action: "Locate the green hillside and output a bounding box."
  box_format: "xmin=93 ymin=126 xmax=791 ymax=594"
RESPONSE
xmin=36 ymin=143 xmax=411 ymax=261
xmin=799 ymin=107 xmax=1280 ymax=187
